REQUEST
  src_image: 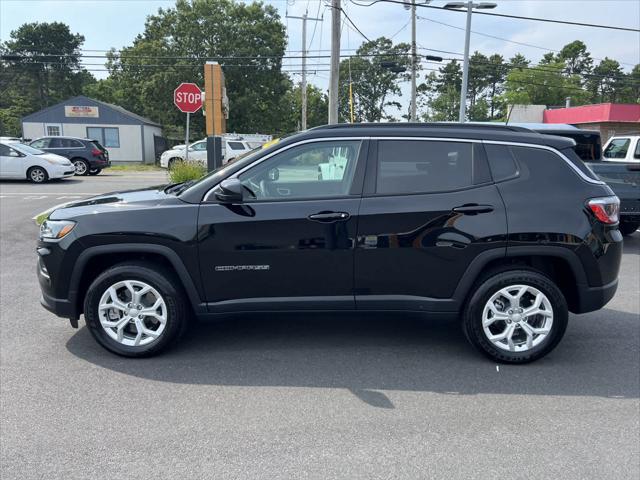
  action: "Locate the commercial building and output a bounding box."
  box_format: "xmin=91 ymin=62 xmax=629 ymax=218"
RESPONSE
xmin=21 ymin=96 xmax=163 ymax=164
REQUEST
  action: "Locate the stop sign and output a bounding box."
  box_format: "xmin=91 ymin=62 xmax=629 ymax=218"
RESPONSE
xmin=174 ymin=83 xmax=202 ymax=113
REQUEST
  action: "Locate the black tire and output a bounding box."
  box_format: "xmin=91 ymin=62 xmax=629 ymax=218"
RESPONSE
xmin=168 ymin=158 xmax=183 ymax=170
xmin=72 ymin=158 xmax=89 ymax=176
xmin=462 ymin=269 xmax=568 ymax=364
xmin=27 ymin=166 xmax=48 ymax=183
xmin=83 ymin=262 xmax=188 ymax=357
xmin=88 ymin=168 xmax=102 ymax=176
xmin=619 ymin=221 xmax=639 ymax=236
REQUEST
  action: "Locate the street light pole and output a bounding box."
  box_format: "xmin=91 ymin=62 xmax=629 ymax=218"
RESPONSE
xmin=459 ymin=2 xmax=473 ymax=123
xmin=410 ymin=0 xmax=417 ymax=121
xmin=445 ymin=2 xmax=496 ymax=123
xmin=328 ymin=0 xmax=341 ymax=124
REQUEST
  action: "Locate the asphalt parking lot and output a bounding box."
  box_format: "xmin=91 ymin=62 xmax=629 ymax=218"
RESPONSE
xmin=1 ymin=172 xmax=639 ymax=479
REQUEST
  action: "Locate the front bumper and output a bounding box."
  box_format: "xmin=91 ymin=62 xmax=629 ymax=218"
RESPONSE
xmin=50 ymin=164 xmax=76 ymax=179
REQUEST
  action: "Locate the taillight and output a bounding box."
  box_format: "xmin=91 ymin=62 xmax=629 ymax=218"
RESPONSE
xmin=587 ymin=196 xmax=620 ymax=224
xmin=91 ymin=148 xmax=102 ymax=156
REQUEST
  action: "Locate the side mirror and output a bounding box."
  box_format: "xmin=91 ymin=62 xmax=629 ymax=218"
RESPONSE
xmin=214 ymin=178 xmax=244 ymax=203
xmin=267 ymin=167 xmax=279 ymax=181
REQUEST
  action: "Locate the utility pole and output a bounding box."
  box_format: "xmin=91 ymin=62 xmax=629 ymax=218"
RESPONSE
xmin=445 ymin=2 xmax=496 ymax=123
xmin=287 ymin=12 xmax=322 ymax=130
xmin=328 ymin=0 xmax=341 ymax=124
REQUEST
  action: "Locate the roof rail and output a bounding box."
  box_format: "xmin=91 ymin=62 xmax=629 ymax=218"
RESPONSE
xmin=311 ymin=122 xmax=534 ymax=133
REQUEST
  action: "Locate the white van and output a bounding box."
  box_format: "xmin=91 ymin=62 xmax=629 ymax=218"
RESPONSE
xmin=602 ymin=135 xmax=640 ymax=163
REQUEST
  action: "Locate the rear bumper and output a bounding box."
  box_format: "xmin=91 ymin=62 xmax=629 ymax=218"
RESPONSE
xmin=89 ymin=158 xmax=111 ymax=169
xmin=574 ymin=278 xmax=618 ymax=314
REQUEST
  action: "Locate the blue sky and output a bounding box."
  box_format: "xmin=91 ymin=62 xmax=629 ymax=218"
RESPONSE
xmin=2 ymin=0 xmax=639 ymax=113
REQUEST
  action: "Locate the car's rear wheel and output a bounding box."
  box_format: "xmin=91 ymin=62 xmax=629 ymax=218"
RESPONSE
xmin=88 ymin=168 xmax=102 ymax=176
xmin=463 ymin=269 xmax=568 ymax=364
xmin=27 ymin=166 xmax=48 ymax=183
xmin=619 ymin=220 xmax=639 ymax=236
xmin=72 ymin=158 xmax=89 ymax=176
xmin=84 ymin=262 xmax=188 ymax=357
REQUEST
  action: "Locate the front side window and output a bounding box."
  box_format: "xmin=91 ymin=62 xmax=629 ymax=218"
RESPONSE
xmin=0 ymin=144 xmax=15 ymax=156
xmin=49 ymin=138 xmax=64 ymax=148
xmin=238 ymin=140 xmax=362 ymax=201
xmin=376 ymin=140 xmax=474 ymax=195
xmin=87 ymin=127 xmax=120 ymax=148
xmin=634 ymin=140 xmax=640 ymax=159
xmin=30 ymin=139 xmax=49 ymax=149
xmin=190 ymin=141 xmax=207 ymax=151
xmin=604 ymin=138 xmax=630 ymax=159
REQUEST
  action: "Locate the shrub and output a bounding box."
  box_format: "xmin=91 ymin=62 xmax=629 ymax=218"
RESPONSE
xmin=168 ymin=161 xmax=207 ymax=183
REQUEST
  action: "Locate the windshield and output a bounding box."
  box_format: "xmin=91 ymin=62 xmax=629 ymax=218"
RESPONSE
xmin=11 ymin=143 xmax=45 ymax=155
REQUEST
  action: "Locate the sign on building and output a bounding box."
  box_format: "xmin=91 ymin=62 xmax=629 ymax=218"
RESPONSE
xmin=64 ymin=106 xmax=100 ymax=118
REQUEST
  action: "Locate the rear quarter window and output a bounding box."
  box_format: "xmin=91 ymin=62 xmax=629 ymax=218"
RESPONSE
xmin=484 ymin=144 xmax=519 ymax=182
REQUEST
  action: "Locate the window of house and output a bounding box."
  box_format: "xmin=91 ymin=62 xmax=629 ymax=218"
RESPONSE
xmin=87 ymin=127 xmax=120 ymax=148
xmin=376 ymin=140 xmax=474 ymax=195
xmin=46 ymin=126 xmax=61 ymax=136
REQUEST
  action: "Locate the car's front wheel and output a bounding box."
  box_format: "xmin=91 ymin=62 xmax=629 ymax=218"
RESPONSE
xmin=28 ymin=166 xmax=48 ymax=183
xmin=463 ymin=269 xmax=568 ymax=364
xmin=84 ymin=262 xmax=188 ymax=357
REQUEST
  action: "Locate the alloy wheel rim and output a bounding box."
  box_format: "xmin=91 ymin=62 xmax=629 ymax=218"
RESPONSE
xmin=482 ymin=284 xmax=553 ymax=352
xmin=31 ymin=169 xmax=45 ymax=182
xmin=97 ymin=280 xmax=167 ymax=347
xmin=74 ymin=160 xmax=87 ymax=174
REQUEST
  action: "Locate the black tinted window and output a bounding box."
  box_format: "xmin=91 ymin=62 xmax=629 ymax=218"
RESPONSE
xmin=49 ymin=138 xmax=64 ymax=148
xmin=0 ymin=144 xmax=12 ymax=156
xmin=228 ymin=141 xmax=245 ymax=150
xmin=484 ymin=144 xmax=519 ymax=182
xmin=376 ymin=140 xmax=473 ymax=194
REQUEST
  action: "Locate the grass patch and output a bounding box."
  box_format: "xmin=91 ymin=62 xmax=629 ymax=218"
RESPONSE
xmin=168 ymin=161 xmax=207 ymax=183
xmin=109 ymin=164 xmax=164 ymax=172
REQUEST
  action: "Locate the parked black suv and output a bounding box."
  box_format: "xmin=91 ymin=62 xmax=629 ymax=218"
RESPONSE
xmin=29 ymin=136 xmax=110 ymax=175
xmin=36 ymin=124 xmax=622 ymax=363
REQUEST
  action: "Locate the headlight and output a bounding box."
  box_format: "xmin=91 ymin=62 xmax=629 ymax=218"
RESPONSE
xmin=44 ymin=157 xmax=68 ymax=165
xmin=40 ymin=220 xmax=76 ymax=240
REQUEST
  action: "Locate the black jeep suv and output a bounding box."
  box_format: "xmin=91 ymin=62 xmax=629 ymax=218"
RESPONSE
xmin=37 ymin=124 xmax=622 ymax=363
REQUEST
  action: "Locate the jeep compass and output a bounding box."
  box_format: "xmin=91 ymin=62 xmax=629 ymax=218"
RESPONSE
xmin=37 ymin=124 xmax=623 ymax=363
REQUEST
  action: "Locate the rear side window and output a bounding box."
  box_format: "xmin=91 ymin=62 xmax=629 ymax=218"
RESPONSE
xmin=484 ymin=144 xmax=519 ymax=182
xmin=634 ymin=140 xmax=640 ymax=159
xmin=376 ymin=140 xmax=474 ymax=194
xmin=228 ymin=141 xmax=245 ymax=150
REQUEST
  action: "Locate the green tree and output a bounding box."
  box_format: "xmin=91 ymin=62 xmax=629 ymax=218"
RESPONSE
xmin=557 ymin=40 xmax=593 ymax=75
xmin=94 ymin=0 xmax=289 ymax=136
xmin=420 ymin=60 xmax=461 ymax=121
xmin=502 ymin=60 xmax=588 ymax=108
xmin=338 ymin=37 xmax=410 ymax=122
xmin=281 ymin=83 xmax=328 ymax=132
xmin=587 ymin=58 xmax=625 ymax=103
xmin=0 ymin=22 xmax=94 ymax=135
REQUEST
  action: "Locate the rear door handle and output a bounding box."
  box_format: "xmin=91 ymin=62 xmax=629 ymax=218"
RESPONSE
xmin=452 ymin=204 xmax=494 ymax=215
xmin=308 ymin=211 xmax=351 ymax=223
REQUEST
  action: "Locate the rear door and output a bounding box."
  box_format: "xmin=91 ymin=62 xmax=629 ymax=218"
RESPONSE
xmin=197 ymin=138 xmax=368 ymax=312
xmin=354 ymin=138 xmax=507 ymax=310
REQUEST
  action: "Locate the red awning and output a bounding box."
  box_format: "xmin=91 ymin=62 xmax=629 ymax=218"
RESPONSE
xmin=544 ymin=103 xmax=640 ymax=124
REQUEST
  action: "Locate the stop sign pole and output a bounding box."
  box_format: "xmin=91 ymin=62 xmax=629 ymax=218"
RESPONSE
xmin=174 ymin=83 xmax=203 ymax=163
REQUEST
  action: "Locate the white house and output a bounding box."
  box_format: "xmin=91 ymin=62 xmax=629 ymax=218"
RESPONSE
xmin=21 ymin=96 xmax=163 ymax=164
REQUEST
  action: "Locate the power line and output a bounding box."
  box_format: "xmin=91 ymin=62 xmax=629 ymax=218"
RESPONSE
xmin=349 ymin=0 xmax=640 ymax=32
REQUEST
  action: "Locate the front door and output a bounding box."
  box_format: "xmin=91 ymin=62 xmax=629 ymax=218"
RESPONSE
xmin=198 ymin=138 xmax=368 ymax=312
xmin=354 ymin=139 xmax=507 ymax=310
xmin=0 ymin=144 xmax=23 ymax=178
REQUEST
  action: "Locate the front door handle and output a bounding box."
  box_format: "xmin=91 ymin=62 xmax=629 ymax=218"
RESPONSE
xmin=452 ymin=204 xmax=494 ymax=215
xmin=308 ymin=211 xmax=351 ymax=223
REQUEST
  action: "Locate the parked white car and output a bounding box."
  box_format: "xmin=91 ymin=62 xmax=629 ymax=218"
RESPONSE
xmin=0 ymin=142 xmax=75 ymax=183
xmin=159 ymin=137 xmax=264 ymax=169
xmin=602 ymin=135 xmax=640 ymax=163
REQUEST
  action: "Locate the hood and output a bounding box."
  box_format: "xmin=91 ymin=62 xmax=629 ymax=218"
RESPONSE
xmin=45 ymin=185 xmax=177 ymax=221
